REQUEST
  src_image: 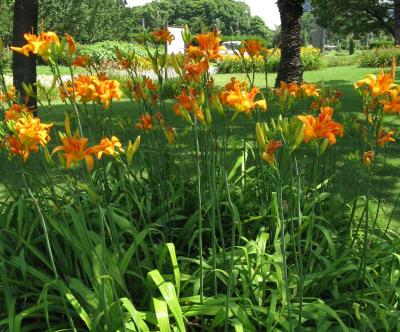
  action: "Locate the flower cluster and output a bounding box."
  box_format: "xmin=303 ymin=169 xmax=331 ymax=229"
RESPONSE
xmin=53 ymin=134 xmax=124 ymax=170
xmin=274 ymin=81 xmax=320 ymax=99
xmin=219 ymin=78 xmax=266 ymax=115
xmin=2 ymin=113 xmax=53 ymax=161
xmin=60 ymin=74 xmax=122 ymax=109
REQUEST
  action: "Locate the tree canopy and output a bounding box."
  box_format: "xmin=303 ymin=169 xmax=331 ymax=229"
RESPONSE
xmin=311 ymin=0 xmax=397 ymax=39
xmin=0 ymin=0 xmax=273 ymax=44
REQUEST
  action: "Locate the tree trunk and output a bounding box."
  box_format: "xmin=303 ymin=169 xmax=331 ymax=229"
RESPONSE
xmin=275 ymin=0 xmax=305 ymax=86
xmin=12 ymin=0 xmax=39 ymax=109
xmin=395 ymin=0 xmax=400 ymax=45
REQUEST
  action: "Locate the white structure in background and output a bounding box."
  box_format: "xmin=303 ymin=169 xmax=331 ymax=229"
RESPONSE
xmin=167 ymin=26 xmax=185 ymax=54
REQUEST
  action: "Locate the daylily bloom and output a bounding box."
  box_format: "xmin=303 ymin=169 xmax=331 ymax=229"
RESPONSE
xmin=91 ymin=136 xmax=123 ymax=159
xmin=274 ymin=81 xmax=302 ymax=98
xmin=65 ymin=33 xmax=76 ymax=55
xmin=135 ymin=114 xmax=153 ymax=131
xmin=0 ymin=86 xmax=16 ymax=103
xmin=173 ymin=88 xmax=204 ymax=122
xmin=239 ymin=39 xmax=262 ymax=58
xmin=262 ymin=140 xmax=283 ymax=165
xmin=220 ymin=78 xmax=267 ymax=114
xmin=355 ymin=70 xmax=397 ymax=97
xmin=11 ymin=31 xmax=60 ymax=60
xmin=4 ymin=104 xmax=31 ymax=120
xmin=73 ymin=55 xmax=91 ymax=68
xmin=184 ymin=58 xmax=209 ymax=81
xmin=378 ymin=130 xmax=396 ymax=147
xmin=53 ymin=136 xmax=95 ymax=170
xmin=297 ymin=107 xmax=344 ymax=145
xmin=196 ymin=30 xmax=222 ymax=60
xmin=300 ymin=83 xmax=320 ymax=97
xmin=152 ymin=28 xmax=174 ymax=44
xmin=382 ymin=89 xmax=400 ymax=114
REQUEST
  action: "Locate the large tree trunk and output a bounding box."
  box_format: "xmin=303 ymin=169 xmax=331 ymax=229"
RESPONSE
xmin=395 ymin=0 xmax=400 ymax=45
xmin=275 ymin=0 xmax=305 ymax=86
xmin=12 ymin=0 xmax=39 ymax=109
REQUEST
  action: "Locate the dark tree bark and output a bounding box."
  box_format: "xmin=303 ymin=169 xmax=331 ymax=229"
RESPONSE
xmin=395 ymin=0 xmax=400 ymax=45
xmin=275 ymin=0 xmax=305 ymax=86
xmin=12 ymin=0 xmax=39 ymax=109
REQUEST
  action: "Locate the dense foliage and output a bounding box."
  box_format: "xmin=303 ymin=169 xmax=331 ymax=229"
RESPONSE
xmin=1 ymin=28 xmax=399 ymax=331
xmin=0 ymin=0 xmax=273 ymax=44
xmin=311 ymin=0 xmax=397 ymax=39
xmin=358 ymin=47 xmax=400 ymax=67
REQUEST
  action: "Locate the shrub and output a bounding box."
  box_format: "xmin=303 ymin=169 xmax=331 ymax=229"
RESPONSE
xmin=216 ymin=46 xmax=322 ymax=73
xmin=369 ymin=39 xmax=394 ymax=49
xmin=323 ymin=54 xmax=358 ymax=67
xmin=77 ymin=41 xmax=148 ymax=64
xmin=358 ymin=47 xmax=400 ymax=67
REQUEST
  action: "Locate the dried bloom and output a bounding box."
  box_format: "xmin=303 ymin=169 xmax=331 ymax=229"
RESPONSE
xmin=363 ymin=150 xmax=375 ymax=166
xmin=378 ymin=130 xmax=396 ymax=147
xmin=262 ymin=140 xmax=283 ymax=165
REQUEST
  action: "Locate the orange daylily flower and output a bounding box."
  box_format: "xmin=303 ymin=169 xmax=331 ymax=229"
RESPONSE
xmin=73 ymin=55 xmax=91 ymax=68
xmin=184 ymin=58 xmax=209 ymax=81
xmin=297 ymin=107 xmax=344 ymax=145
xmin=173 ymin=88 xmax=204 ymax=122
xmin=274 ymin=81 xmax=302 ymax=98
xmin=382 ymin=89 xmax=400 ymax=114
xmin=196 ymin=30 xmax=222 ymax=60
xmin=239 ymin=39 xmax=262 ymax=58
xmin=262 ymin=140 xmax=283 ymax=165
xmin=300 ymin=83 xmax=320 ymax=97
xmin=378 ymin=130 xmax=396 ymax=147
xmin=5 ymin=115 xmax=53 ymax=161
xmin=53 ymin=136 xmax=95 ymax=170
xmin=186 ymin=45 xmax=204 ymax=60
xmin=90 ymin=136 xmax=123 ymax=159
xmin=60 ymin=74 xmax=122 ymax=109
xmin=11 ymin=31 xmax=60 ymax=59
xmin=135 ymin=114 xmax=153 ymax=131
xmin=355 ymin=70 xmax=397 ymax=97
xmin=152 ymin=28 xmax=175 ymax=44
xmin=0 ymin=86 xmax=16 ymax=103
xmin=220 ymin=78 xmax=267 ymax=114
xmin=65 ymin=33 xmax=76 ymax=55
xmin=5 ymin=103 xmax=32 ymax=120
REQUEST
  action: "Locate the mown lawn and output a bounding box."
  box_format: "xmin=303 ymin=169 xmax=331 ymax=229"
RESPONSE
xmin=2 ymin=65 xmax=400 ymax=229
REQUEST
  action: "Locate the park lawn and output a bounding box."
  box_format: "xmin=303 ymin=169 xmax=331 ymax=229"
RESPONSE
xmin=1 ymin=65 xmax=400 ymax=229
